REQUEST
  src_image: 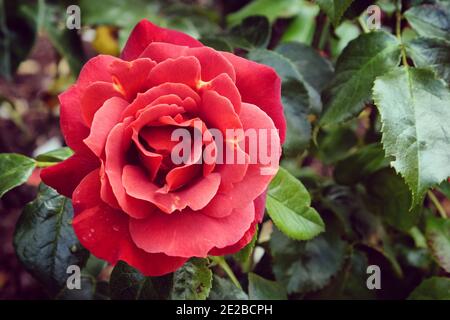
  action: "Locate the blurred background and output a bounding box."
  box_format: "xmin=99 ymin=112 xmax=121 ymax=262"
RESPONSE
xmin=1 ymin=0 xmax=448 ymax=299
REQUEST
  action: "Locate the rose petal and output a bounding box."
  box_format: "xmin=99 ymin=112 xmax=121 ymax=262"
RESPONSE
xmin=108 ymin=58 xmax=156 ymax=100
xmin=165 ymin=164 xmax=202 ymax=191
xmin=121 ymin=19 xmax=202 ymax=61
xmin=199 ymin=90 xmax=242 ymax=134
xmin=122 ymin=83 xmax=200 ymax=119
xmin=100 ymin=162 xmax=120 ymax=209
xmin=59 ymin=86 xmax=91 ymax=153
xmin=60 ymin=55 xmax=122 ymax=152
xmin=221 ymin=52 xmax=286 ymax=143
xmin=139 ymin=42 xmax=189 ymax=63
xmin=80 ymin=82 xmax=122 ymax=127
xmin=188 ymin=46 xmax=235 ymax=82
xmin=122 ymin=165 xmax=221 ymax=213
xmin=77 ymin=55 xmax=120 ymax=89
xmin=199 ymin=73 xmax=241 ymax=114
xmin=129 ymin=201 xmax=255 ymax=257
xmin=207 ymin=191 xmax=266 ymax=256
xmin=105 ymin=120 xmax=158 ymax=219
xmin=72 ymin=170 xmax=187 ymax=276
xmin=209 ymin=221 xmax=257 ymax=256
xmin=130 ymin=104 xmax=185 ymax=132
xmin=40 ymin=153 xmax=99 ymax=198
xmin=139 ymin=126 xmax=179 ymax=152
xmin=140 ymin=43 xmax=235 ymax=82
xmin=83 ymin=97 xmax=129 ymax=157
xmin=200 ymin=103 xmax=280 ymax=218
xmin=148 ymin=56 xmax=201 ymax=88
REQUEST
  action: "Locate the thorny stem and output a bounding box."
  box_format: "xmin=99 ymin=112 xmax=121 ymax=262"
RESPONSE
xmin=210 ymin=256 xmax=242 ymax=290
xmin=428 ymin=191 xmax=447 ymax=219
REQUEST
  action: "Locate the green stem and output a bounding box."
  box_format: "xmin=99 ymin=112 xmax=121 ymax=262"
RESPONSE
xmin=358 ymin=15 xmax=370 ymax=33
xmin=395 ymin=0 xmax=409 ymax=67
xmin=318 ymin=18 xmax=330 ymax=51
xmin=210 ymin=256 xmax=242 ymax=290
xmin=35 ymin=161 xmax=57 ymax=168
xmin=428 ymin=191 xmax=447 ymax=219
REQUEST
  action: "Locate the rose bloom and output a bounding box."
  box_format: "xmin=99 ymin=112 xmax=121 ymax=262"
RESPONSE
xmin=41 ymin=20 xmax=286 ymax=276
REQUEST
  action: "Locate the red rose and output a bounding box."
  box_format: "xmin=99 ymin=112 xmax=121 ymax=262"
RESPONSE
xmin=41 ymin=20 xmax=286 ymax=276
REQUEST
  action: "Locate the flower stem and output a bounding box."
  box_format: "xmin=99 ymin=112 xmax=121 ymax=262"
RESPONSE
xmin=358 ymin=15 xmax=370 ymax=33
xmin=210 ymin=256 xmax=242 ymax=290
xmin=395 ymin=0 xmax=409 ymax=67
xmin=428 ymin=191 xmax=447 ymax=219
xmin=35 ymin=161 xmax=57 ymax=168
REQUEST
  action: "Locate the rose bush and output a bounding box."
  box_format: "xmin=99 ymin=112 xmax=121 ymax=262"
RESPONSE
xmin=40 ymin=20 xmax=286 ymax=276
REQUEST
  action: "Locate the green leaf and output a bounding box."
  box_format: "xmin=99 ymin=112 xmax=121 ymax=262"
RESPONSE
xmin=330 ymin=21 xmax=360 ymax=57
xmin=316 ymin=0 xmax=355 ymax=26
xmin=281 ymin=2 xmax=320 ymax=45
xmin=407 ymin=37 xmax=450 ymax=85
xmin=208 ymin=275 xmax=248 ymax=300
xmin=408 ymin=277 xmax=450 ymax=300
xmin=248 ymin=48 xmax=322 ymax=114
xmin=198 ymin=37 xmax=233 ymax=52
xmin=334 ymin=143 xmax=391 ymax=185
xmin=13 ymin=184 xmax=89 ymax=294
xmin=226 ymin=0 xmax=304 ymax=26
xmin=275 ymin=42 xmax=334 ymax=92
xmin=373 ymin=67 xmax=450 ymax=207
xmin=309 ymin=248 xmax=376 ymax=300
xmin=404 ymin=3 xmax=450 ymax=41
xmin=109 ymin=261 xmax=172 ymax=300
xmin=56 ymin=275 xmax=96 ymax=300
xmin=267 ymin=167 xmax=325 ymax=240
xmin=365 ymin=168 xmax=420 ymax=232
xmin=0 ymin=0 xmax=40 ymax=79
xmin=320 ymin=31 xmax=401 ymax=125
xmin=281 ymin=79 xmax=313 ymax=156
xmin=0 ymin=153 xmax=36 ymax=198
xmin=230 ymin=16 xmax=271 ymax=49
xmin=82 ymin=255 xmax=107 ymax=278
xmin=270 ymin=229 xmax=346 ymax=294
xmin=171 ymin=258 xmax=212 ymax=300
xmin=248 ymin=273 xmax=287 ymax=300
xmin=316 ymin=126 xmax=358 ymax=165
xmin=426 ymin=215 xmax=450 ymax=272
xmin=36 ymin=147 xmax=74 ymax=163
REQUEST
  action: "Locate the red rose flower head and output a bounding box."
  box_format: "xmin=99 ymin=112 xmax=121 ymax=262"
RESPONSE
xmin=41 ymin=20 xmax=286 ymax=276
